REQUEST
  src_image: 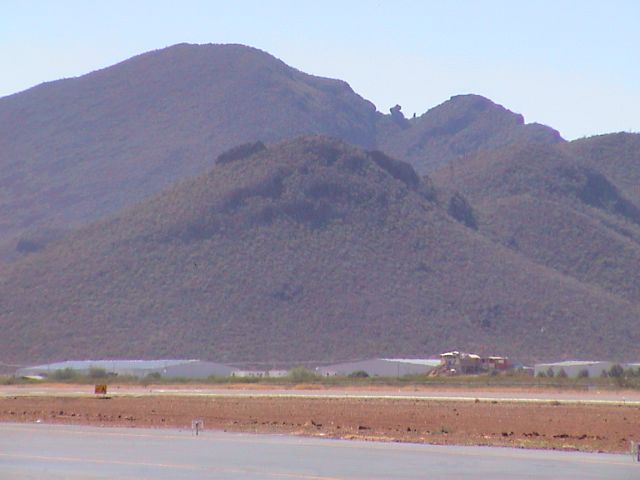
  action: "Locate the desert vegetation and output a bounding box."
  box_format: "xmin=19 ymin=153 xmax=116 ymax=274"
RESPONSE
xmin=2 ymin=137 xmax=640 ymax=366
xmin=432 ymin=141 xmax=640 ymax=304
xmin=1 ymin=44 xmax=640 ymax=367
xmin=8 ymin=366 xmax=640 ymax=391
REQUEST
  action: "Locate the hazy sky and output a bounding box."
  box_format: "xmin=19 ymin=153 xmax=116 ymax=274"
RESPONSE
xmin=2 ymin=0 xmax=638 ymax=140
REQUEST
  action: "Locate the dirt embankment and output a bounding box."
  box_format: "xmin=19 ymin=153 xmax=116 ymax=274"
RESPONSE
xmin=1 ymin=394 xmax=639 ymax=453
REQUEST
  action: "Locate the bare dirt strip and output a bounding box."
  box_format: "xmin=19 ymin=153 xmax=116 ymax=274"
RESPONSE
xmin=2 ymin=385 xmax=640 ymax=453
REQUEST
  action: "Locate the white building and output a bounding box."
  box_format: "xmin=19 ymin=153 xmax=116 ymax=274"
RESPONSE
xmin=16 ymin=359 xmax=238 ymax=379
xmin=533 ymin=361 xmax=615 ymax=378
xmin=316 ymin=358 xmax=441 ymax=377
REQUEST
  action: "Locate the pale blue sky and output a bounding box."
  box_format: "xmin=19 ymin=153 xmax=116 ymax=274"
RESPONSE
xmin=1 ymin=0 xmax=638 ymax=139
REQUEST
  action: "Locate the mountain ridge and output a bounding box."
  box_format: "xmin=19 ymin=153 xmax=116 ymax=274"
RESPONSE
xmin=432 ymin=141 xmax=640 ymax=304
xmin=2 ymin=44 xmax=639 ymax=365
xmin=2 ymin=137 xmax=640 ymax=365
xmin=0 ymin=43 xmax=560 ymax=260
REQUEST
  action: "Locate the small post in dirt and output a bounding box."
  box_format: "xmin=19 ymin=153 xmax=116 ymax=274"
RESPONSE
xmin=192 ymin=419 xmax=204 ymax=436
xmin=630 ymin=440 xmax=639 ymax=462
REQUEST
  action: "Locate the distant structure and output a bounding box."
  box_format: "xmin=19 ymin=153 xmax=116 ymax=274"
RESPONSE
xmin=16 ymin=359 xmax=238 ymax=379
xmin=438 ymin=351 xmax=482 ymax=374
xmin=482 ymin=356 xmax=512 ymax=372
xmin=231 ymin=369 xmax=288 ymax=378
xmin=316 ymin=358 xmax=441 ymax=377
xmin=533 ymin=361 xmax=615 ymax=378
xmin=432 ymin=351 xmax=512 ymax=375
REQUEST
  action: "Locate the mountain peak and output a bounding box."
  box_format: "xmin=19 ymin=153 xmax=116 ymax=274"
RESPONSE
xmin=121 ymin=42 xmax=289 ymax=73
xmin=445 ymin=93 xmax=511 ymax=113
xmin=424 ymin=94 xmax=526 ymax=129
xmin=0 ymin=44 xmax=379 ymax=257
xmin=378 ymin=94 xmax=563 ymax=173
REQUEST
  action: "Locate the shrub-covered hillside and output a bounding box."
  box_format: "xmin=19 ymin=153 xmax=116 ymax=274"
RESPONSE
xmin=0 ymin=44 xmax=560 ymax=262
xmin=432 ymin=141 xmax=640 ymax=304
xmin=2 ymin=137 xmax=639 ymax=365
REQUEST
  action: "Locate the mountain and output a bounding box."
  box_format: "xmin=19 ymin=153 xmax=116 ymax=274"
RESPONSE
xmin=0 ymin=43 xmax=378 ymax=258
xmin=0 ymin=44 xmax=562 ymax=261
xmin=432 ymin=142 xmax=640 ymax=304
xmin=377 ymin=94 xmax=563 ymax=174
xmin=3 ymin=43 xmax=639 ymax=365
xmin=567 ymin=132 xmax=640 ymax=205
xmin=2 ymin=137 xmax=640 ymax=365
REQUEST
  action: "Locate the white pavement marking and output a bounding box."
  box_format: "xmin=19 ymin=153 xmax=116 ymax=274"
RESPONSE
xmin=2 ymin=387 xmax=638 ymax=406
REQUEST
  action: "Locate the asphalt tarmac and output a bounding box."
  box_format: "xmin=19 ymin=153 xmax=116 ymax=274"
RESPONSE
xmin=1 ymin=423 xmax=637 ymax=479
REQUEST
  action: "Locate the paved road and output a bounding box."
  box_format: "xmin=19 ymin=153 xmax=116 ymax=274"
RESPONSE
xmin=3 ymin=385 xmax=640 ymax=405
xmin=0 ymin=423 xmax=636 ymax=479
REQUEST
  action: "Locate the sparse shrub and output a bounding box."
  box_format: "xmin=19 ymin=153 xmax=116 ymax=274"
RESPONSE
xmin=52 ymin=368 xmax=78 ymax=381
xmin=15 ymin=227 xmax=67 ymax=255
xmin=16 ymin=238 xmax=42 ymax=254
xmin=546 ymin=367 xmax=555 ymax=378
xmin=339 ymin=155 xmax=367 ymax=173
xmin=304 ymin=142 xmax=341 ymax=166
xmin=88 ymin=367 xmax=108 ymax=379
xmin=627 ymin=368 xmax=640 ymax=378
xmin=0 ymin=376 xmax=16 ymax=385
xmin=305 ymin=180 xmax=350 ymax=202
xmin=287 ymin=366 xmax=318 ymax=383
xmin=280 ymin=199 xmax=336 ymax=228
xmin=348 ymin=370 xmax=369 ymax=378
xmin=577 ymin=369 xmax=589 ymax=378
xmin=447 ymin=192 xmax=478 ymax=229
xmin=577 ymin=170 xmax=640 ymax=224
xmin=536 ymin=371 xmax=546 ymax=378
xmin=141 ymin=371 xmax=162 ymax=385
xmin=221 ymin=174 xmax=285 ymax=212
xmin=368 ymin=150 xmax=420 ymax=188
xmin=216 ymin=141 xmax=266 ymax=165
xmin=609 ymin=364 xmax=624 ymax=378
xmin=271 ymin=283 xmax=304 ymax=301
xmin=556 ymin=368 xmax=568 ymax=378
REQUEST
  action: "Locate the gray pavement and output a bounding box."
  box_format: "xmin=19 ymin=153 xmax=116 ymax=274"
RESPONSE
xmin=0 ymin=423 xmax=637 ymax=479
xmin=3 ymin=384 xmax=640 ymax=406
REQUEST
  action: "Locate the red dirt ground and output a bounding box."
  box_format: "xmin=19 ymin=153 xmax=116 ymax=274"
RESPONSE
xmin=2 ymin=386 xmax=639 ymax=453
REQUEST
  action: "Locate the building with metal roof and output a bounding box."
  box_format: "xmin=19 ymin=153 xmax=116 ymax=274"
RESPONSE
xmin=316 ymin=358 xmax=441 ymax=377
xmin=16 ymin=359 xmax=238 ymax=379
xmin=533 ymin=361 xmax=615 ymax=378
